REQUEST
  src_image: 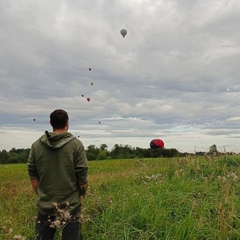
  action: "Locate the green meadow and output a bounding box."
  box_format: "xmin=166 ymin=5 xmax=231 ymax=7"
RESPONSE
xmin=1 ymin=156 xmax=240 ymax=239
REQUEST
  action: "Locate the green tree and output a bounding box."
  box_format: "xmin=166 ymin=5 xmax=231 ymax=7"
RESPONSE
xmin=8 ymin=152 xmax=19 ymax=164
xmin=97 ymin=150 xmax=107 ymax=160
xmin=209 ymin=144 xmax=218 ymax=155
xmin=100 ymin=144 xmax=108 ymax=151
xmin=109 ymin=144 xmax=135 ymax=159
xmin=0 ymin=150 xmax=9 ymax=164
xmin=86 ymin=145 xmax=99 ymax=161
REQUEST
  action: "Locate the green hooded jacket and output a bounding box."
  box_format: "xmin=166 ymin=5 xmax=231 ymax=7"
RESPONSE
xmin=27 ymin=131 xmax=88 ymax=215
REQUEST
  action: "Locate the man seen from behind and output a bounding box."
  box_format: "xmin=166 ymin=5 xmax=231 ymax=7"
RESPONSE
xmin=27 ymin=109 xmax=88 ymax=240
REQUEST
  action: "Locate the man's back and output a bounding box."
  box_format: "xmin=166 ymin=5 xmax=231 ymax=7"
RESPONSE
xmin=28 ymin=131 xmax=88 ymax=215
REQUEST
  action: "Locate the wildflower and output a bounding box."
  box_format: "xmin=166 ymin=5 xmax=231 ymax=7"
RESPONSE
xmin=13 ymin=235 xmax=27 ymax=240
xmin=1 ymin=226 xmax=6 ymax=232
xmin=227 ymin=172 xmax=238 ymax=181
xmin=106 ymin=196 xmax=113 ymax=204
xmin=64 ymin=211 xmax=71 ymax=219
xmin=49 ymin=201 xmax=75 ymax=230
xmin=222 ymin=177 xmax=227 ymax=182
xmin=53 ymin=220 xmax=61 ymax=227
xmin=144 ymin=173 xmax=162 ymax=182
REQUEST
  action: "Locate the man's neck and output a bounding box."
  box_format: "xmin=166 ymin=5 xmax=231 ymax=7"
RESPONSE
xmin=53 ymin=128 xmax=68 ymax=133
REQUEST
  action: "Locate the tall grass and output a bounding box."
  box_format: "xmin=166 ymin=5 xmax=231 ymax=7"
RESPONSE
xmin=0 ymin=155 xmax=240 ymax=239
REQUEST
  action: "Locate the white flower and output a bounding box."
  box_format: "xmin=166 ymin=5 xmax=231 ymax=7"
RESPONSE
xmin=64 ymin=211 xmax=71 ymax=219
xmin=13 ymin=235 xmax=27 ymax=240
xmin=53 ymin=220 xmax=61 ymax=227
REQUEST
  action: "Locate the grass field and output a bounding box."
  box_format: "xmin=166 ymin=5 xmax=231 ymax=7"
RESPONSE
xmin=0 ymin=155 xmax=240 ymax=239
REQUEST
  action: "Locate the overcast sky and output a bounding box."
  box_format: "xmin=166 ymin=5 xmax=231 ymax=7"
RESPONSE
xmin=1 ymin=0 xmax=240 ymax=153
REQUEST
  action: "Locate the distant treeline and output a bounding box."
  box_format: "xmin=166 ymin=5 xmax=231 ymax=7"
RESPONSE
xmin=0 ymin=144 xmax=189 ymax=164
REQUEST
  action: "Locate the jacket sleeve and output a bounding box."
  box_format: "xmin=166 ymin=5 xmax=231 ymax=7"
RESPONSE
xmin=27 ymin=144 xmax=39 ymax=180
xmin=74 ymin=141 xmax=88 ymax=185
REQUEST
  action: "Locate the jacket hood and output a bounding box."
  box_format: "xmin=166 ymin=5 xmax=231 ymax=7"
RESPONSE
xmin=40 ymin=131 xmax=76 ymax=149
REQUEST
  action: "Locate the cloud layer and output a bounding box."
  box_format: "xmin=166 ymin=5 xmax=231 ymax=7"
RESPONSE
xmin=1 ymin=0 xmax=240 ymax=152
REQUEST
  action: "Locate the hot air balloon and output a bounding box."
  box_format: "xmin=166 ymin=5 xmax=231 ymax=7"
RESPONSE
xmin=81 ymin=94 xmax=84 ymax=97
xmin=120 ymin=29 xmax=127 ymax=38
xmin=33 ymin=118 xmax=36 ymax=122
xmin=91 ymin=82 xmax=93 ymax=86
xmin=86 ymin=97 xmax=90 ymax=102
xmin=150 ymin=139 xmax=164 ymax=149
xmin=89 ymin=68 xmax=91 ymax=71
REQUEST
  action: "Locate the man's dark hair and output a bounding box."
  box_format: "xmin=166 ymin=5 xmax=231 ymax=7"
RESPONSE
xmin=50 ymin=109 xmax=69 ymax=129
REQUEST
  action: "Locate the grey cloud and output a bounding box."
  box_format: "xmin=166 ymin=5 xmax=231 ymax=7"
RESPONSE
xmin=1 ymin=0 xmax=240 ymax=152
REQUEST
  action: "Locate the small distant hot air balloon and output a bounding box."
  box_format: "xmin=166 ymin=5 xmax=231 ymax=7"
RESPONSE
xmin=81 ymin=94 xmax=84 ymax=97
xmin=91 ymin=82 xmax=93 ymax=86
xmin=150 ymin=139 xmax=164 ymax=149
xmin=120 ymin=29 xmax=127 ymax=38
xmin=33 ymin=118 xmax=36 ymax=122
xmin=86 ymin=97 xmax=91 ymax=102
xmin=99 ymin=121 xmax=101 ymax=124
xmin=89 ymin=68 xmax=91 ymax=71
